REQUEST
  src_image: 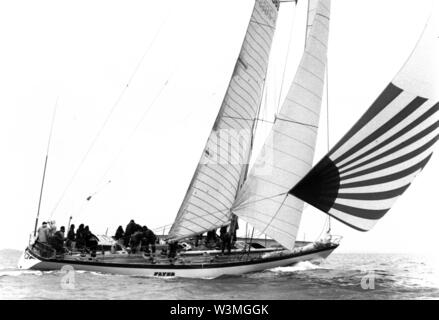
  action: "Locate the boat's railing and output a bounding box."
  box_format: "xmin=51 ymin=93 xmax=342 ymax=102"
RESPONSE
xmin=151 ymin=224 xmax=173 ymax=236
xmin=312 ymin=234 xmax=342 ymax=249
xmin=170 ymin=246 xmax=282 ymax=265
xmin=328 ymin=234 xmax=343 ymax=245
xmin=30 ymin=241 xmax=57 ymax=259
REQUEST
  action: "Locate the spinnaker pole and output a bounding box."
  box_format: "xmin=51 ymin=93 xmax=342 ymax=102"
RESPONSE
xmin=33 ymin=99 xmax=58 ymax=237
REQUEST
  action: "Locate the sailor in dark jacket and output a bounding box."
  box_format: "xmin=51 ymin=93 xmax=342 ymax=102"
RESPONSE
xmin=66 ymin=224 xmax=76 ymax=250
xmin=168 ymin=240 xmax=178 ymax=261
xmin=76 ymin=224 xmax=86 ymax=249
xmin=142 ymin=226 xmax=157 ymax=254
xmin=114 ymin=226 xmax=124 ymax=241
xmin=52 ymin=226 xmax=66 ymax=254
xmin=220 ymin=226 xmax=232 ymax=254
xmin=124 ymin=220 xmax=137 ymax=246
xmin=84 ymin=226 xmax=99 ymax=251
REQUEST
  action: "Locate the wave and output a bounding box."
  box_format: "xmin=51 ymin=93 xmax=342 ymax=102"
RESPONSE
xmin=0 ymin=249 xmax=22 ymax=255
xmin=0 ymin=269 xmax=43 ymax=277
xmin=270 ymin=261 xmax=323 ymax=273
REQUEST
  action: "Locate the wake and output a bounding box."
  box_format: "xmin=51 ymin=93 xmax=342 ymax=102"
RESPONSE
xmin=270 ymin=260 xmax=322 ymax=273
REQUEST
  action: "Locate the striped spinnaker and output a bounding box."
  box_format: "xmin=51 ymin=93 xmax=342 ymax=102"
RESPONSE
xmin=291 ymin=11 xmax=439 ymax=231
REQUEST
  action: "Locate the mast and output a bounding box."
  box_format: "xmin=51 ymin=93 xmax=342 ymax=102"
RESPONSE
xmin=34 ymin=155 xmax=49 ymax=237
xmin=33 ymin=99 xmax=58 ymax=237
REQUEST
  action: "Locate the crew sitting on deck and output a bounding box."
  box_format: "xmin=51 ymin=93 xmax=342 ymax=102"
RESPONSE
xmin=205 ymin=230 xmax=218 ymax=248
xmin=114 ymin=226 xmax=124 ymax=244
xmin=84 ymin=226 xmax=99 ymax=254
xmin=220 ymin=226 xmax=232 ymax=254
xmin=141 ymin=226 xmax=156 ymax=254
xmin=51 ymin=226 xmax=66 ymax=254
xmin=129 ymin=228 xmax=144 ymax=254
xmin=232 ymin=221 xmax=239 ymax=243
xmin=66 ymin=224 xmax=76 ymax=250
xmin=194 ymin=233 xmax=203 ymax=247
xmin=76 ymin=224 xmax=86 ymax=250
xmin=167 ymin=240 xmax=179 ymax=261
xmin=124 ymin=219 xmax=139 ymax=246
xmin=219 ymin=226 xmax=227 ymax=240
xmin=221 ymin=231 xmax=232 ymax=255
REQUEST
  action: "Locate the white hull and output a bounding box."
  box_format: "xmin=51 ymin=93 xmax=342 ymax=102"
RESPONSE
xmin=18 ymin=245 xmax=337 ymax=279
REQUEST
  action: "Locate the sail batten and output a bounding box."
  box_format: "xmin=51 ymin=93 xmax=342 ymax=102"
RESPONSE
xmin=290 ymin=11 xmax=438 ymax=231
xmin=168 ymin=0 xmax=280 ymax=240
xmin=232 ymin=0 xmax=332 ymax=250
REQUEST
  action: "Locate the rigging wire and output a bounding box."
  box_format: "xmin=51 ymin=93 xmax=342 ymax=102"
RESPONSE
xmin=276 ymin=2 xmax=298 ymax=114
xmin=147 ymin=191 xmax=289 ymax=237
xmin=68 ymin=179 xmax=112 ymax=223
xmin=260 ymin=193 xmax=289 ymax=235
xmin=326 ymin=64 xmax=330 ymax=153
xmin=325 ymin=62 xmax=331 ymax=234
xmin=49 ymin=11 xmax=173 ymax=219
xmin=69 ymin=73 xmax=177 ymax=221
xmin=315 ymin=62 xmax=331 ymax=242
xmin=308 ymin=0 xmax=332 ymax=240
xmin=233 ymin=192 xmax=288 ymax=210
xmin=96 ymin=75 xmax=175 ymax=188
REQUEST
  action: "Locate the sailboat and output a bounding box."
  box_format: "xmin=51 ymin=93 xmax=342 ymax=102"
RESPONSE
xmin=17 ymin=0 xmax=438 ymax=278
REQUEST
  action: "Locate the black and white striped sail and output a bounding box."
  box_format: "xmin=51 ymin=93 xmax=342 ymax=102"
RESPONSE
xmin=232 ymin=0 xmax=331 ymax=249
xmin=291 ymin=12 xmax=439 ymax=231
xmin=168 ymin=0 xmax=280 ymax=240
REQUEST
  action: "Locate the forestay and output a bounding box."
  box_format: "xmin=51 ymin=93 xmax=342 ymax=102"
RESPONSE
xmin=168 ymin=0 xmax=280 ymax=240
xmin=233 ymin=0 xmax=332 ymax=250
xmin=306 ymin=0 xmax=323 ymax=39
xmin=291 ymin=10 xmax=439 ymax=231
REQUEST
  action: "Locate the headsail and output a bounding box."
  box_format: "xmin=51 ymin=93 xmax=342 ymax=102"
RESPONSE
xmin=232 ymin=0 xmax=331 ymax=249
xmin=168 ymin=0 xmax=280 ymax=240
xmin=291 ymin=11 xmax=439 ymax=231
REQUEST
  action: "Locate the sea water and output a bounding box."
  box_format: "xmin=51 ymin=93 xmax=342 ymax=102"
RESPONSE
xmin=1 ymin=249 xmax=438 ymax=300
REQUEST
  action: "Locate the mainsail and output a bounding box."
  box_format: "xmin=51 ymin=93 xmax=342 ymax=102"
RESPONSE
xmin=291 ymin=11 xmax=439 ymax=231
xmin=232 ymin=0 xmax=331 ymax=249
xmin=168 ymin=0 xmax=280 ymax=240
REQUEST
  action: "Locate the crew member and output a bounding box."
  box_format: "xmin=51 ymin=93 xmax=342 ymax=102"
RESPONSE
xmin=36 ymin=222 xmax=49 ymax=244
xmin=142 ymin=226 xmax=157 ymax=254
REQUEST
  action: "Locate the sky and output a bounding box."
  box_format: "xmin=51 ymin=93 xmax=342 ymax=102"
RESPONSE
xmin=0 ymin=0 xmax=437 ymax=255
